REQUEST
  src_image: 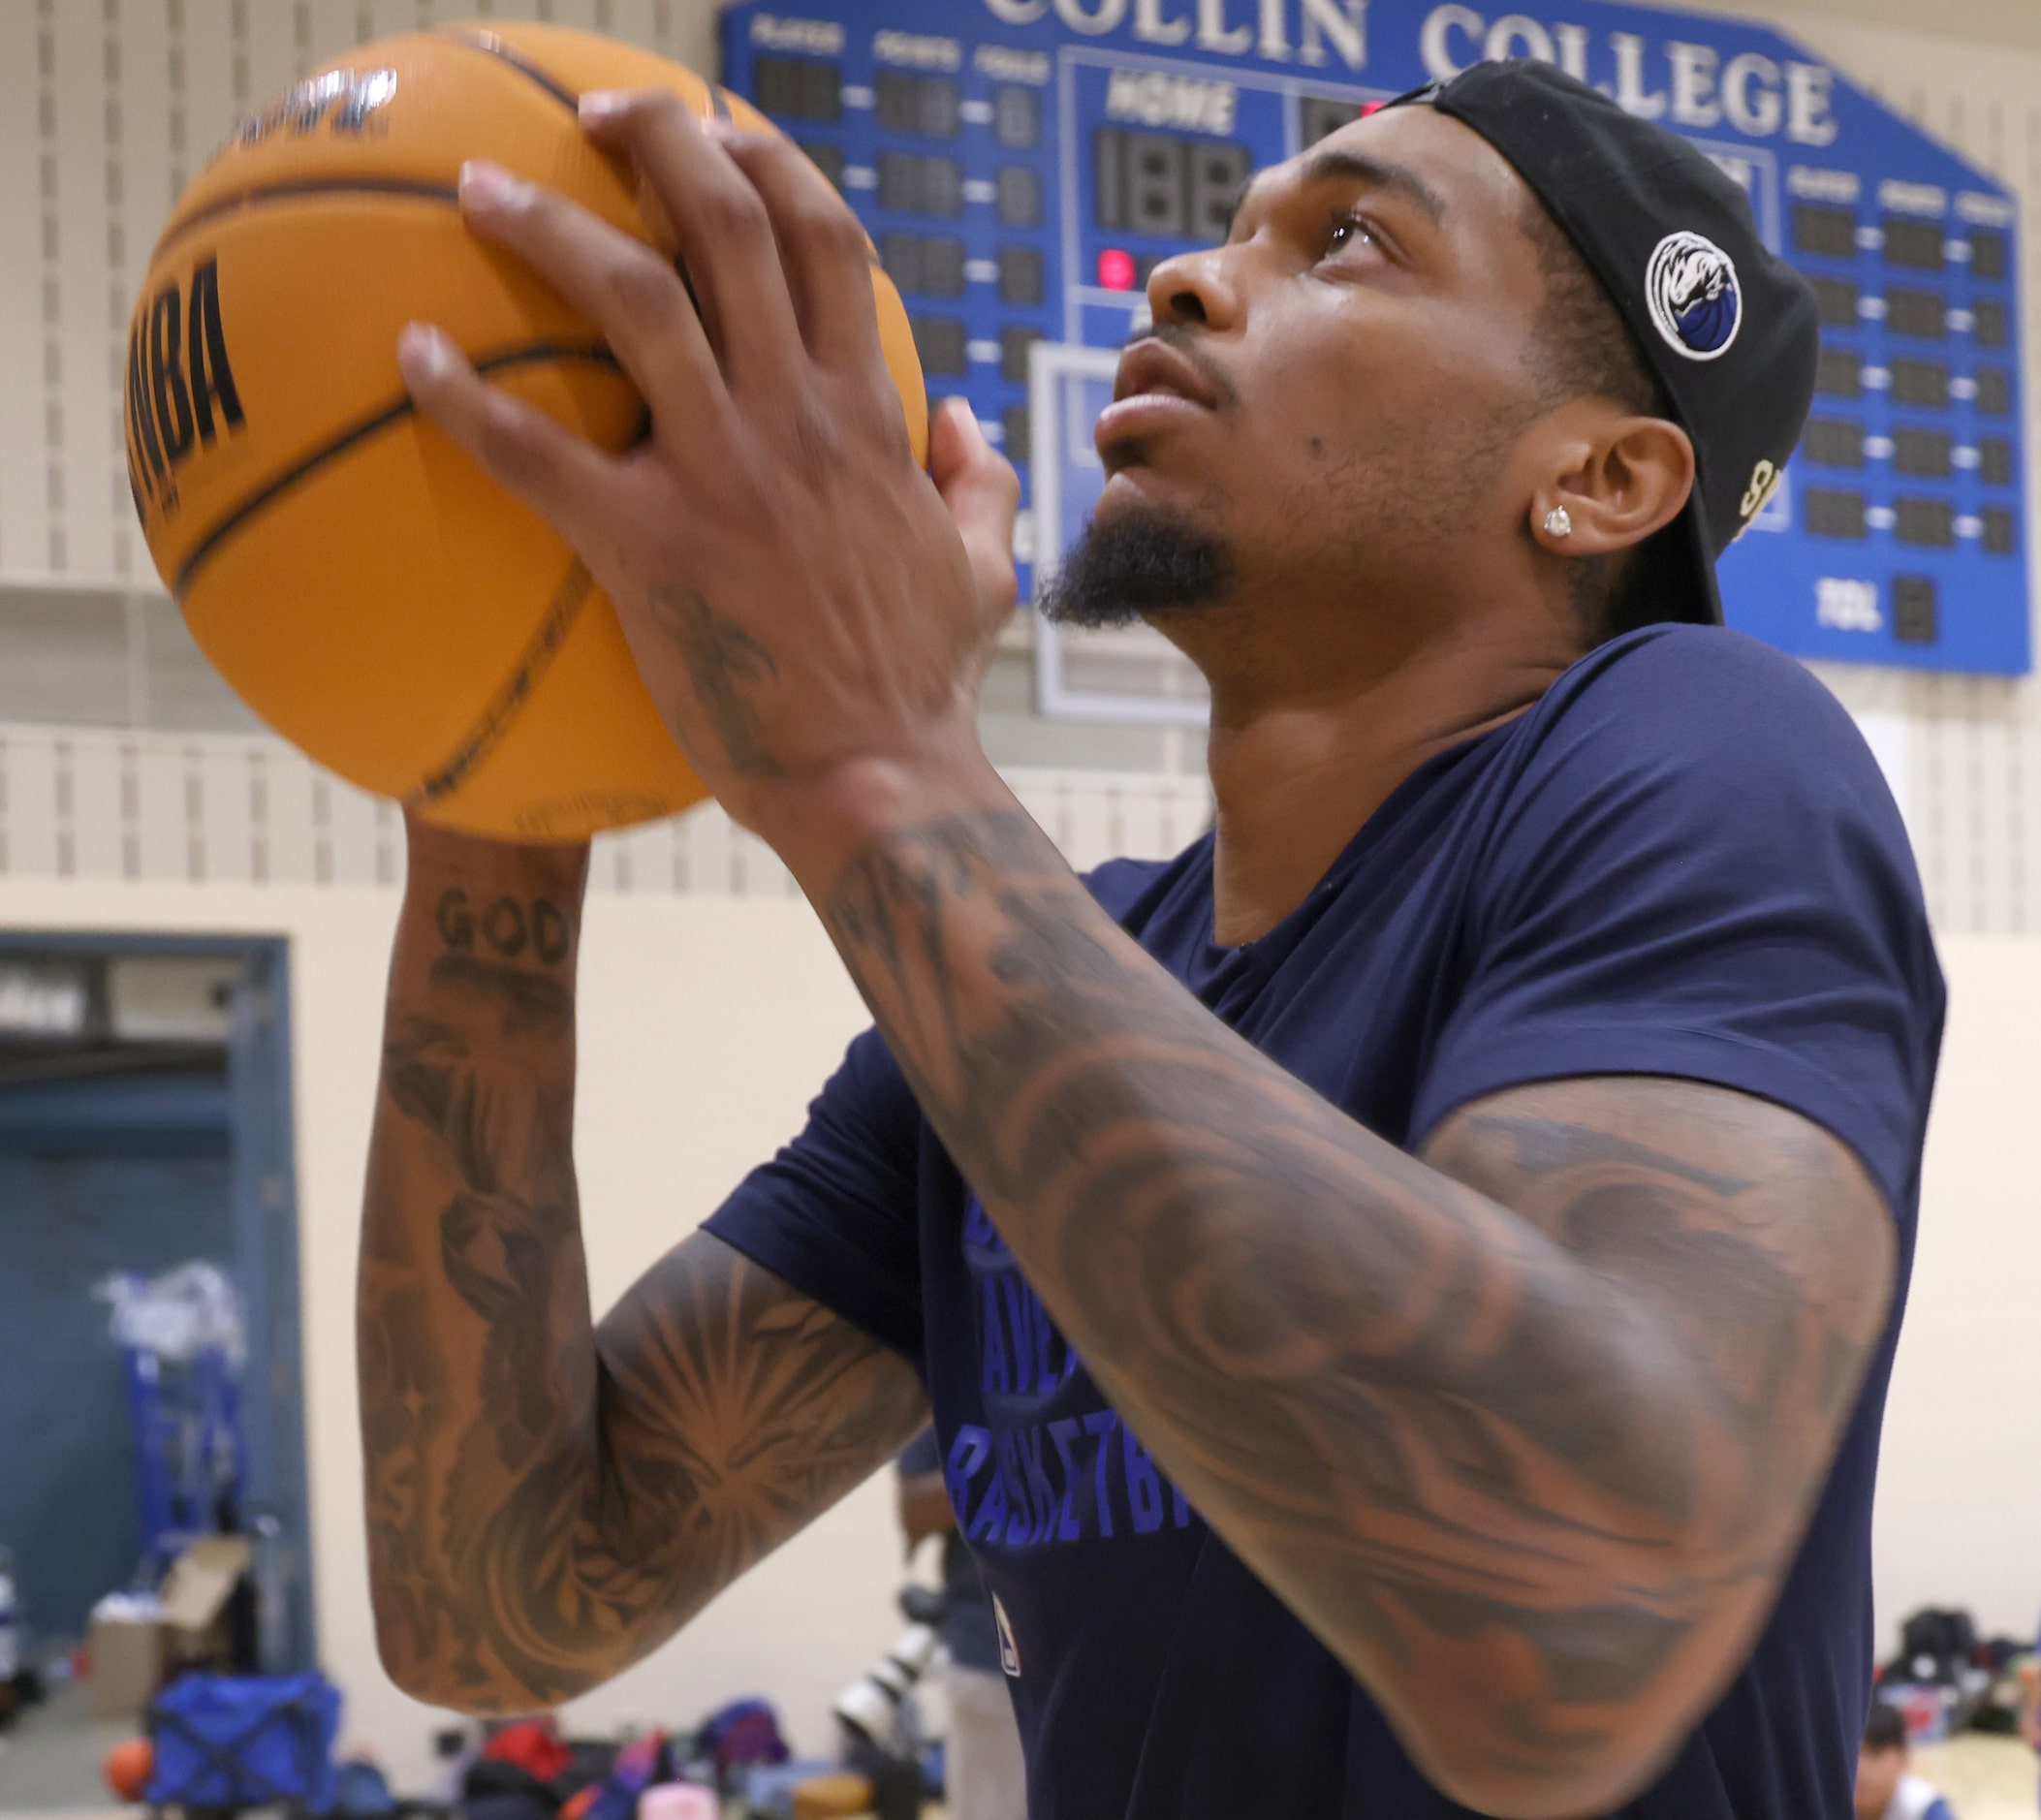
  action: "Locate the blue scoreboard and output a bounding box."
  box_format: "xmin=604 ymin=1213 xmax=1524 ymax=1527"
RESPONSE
xmin=722 ymin=0 xmax=2029 ymax=675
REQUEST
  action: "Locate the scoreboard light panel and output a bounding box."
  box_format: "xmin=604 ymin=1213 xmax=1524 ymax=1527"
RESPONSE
xmin=723 ymin=0 xmax=2029 ymax=677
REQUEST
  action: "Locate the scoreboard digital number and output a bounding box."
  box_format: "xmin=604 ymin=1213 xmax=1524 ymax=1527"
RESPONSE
xmin=723 ymin=0 xmax=2030 ymax=677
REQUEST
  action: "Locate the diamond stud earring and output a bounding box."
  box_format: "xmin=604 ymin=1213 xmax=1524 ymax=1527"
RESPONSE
xmin=1543 ymin=506 xmax=1573 ymax=538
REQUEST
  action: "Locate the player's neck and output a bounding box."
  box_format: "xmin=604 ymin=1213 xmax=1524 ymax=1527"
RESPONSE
xmin=1203 ymin=636 xmax=1566 ymax=946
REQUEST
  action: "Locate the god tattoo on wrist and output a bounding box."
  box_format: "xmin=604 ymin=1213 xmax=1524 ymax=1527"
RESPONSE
xmin=435 ymin=888 xmax=572 ymax=966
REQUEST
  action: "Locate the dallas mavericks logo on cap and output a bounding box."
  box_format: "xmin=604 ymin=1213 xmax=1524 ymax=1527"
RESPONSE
xmin=1645 ymin=232 xmax=1743 ymax=362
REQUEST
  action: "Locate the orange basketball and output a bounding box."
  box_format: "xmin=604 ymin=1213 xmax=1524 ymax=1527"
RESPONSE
xmin=104 ymin=1735 xmax=153 ymax=1803
xmin=127 ymin=24 xmax=926 ymax=841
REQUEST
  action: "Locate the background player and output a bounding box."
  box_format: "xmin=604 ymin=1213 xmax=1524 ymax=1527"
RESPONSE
xmin=1856 ymin=1704 xmax=1959 ymax=1820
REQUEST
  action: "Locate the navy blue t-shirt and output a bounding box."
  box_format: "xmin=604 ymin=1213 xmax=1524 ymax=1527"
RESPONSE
xmin=706 ymin=626 xmax=1944 ymax=1819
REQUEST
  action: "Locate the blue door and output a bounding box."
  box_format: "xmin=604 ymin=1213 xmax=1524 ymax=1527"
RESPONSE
xmin=0 ymin=937 xmax=310 ymax=1671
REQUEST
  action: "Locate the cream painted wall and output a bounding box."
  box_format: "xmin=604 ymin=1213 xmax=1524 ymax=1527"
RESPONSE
xmin=1 ymin=864 xmax=2036 ymax=1786
xmin=1873 ymin=932 xmax=2041 ymax=1649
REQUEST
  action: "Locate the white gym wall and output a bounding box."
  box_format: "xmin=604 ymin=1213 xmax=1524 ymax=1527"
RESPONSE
xmin=1 ymin=0 xmax=2040 ymax=1788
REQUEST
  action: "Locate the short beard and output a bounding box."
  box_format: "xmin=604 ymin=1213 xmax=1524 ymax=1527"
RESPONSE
xmin=1036 ymin=504 xmax=1234 ymax=629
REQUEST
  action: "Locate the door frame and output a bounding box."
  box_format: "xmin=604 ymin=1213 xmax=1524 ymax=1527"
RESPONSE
xmin=0 ymin=930 xmax=312 ymax=1672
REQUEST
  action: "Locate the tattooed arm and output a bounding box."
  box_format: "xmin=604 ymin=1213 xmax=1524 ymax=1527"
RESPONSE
xmin=770 ymin=789 xmax=1895 ymax=1820
xmin=359 ymin=820 xmax=927 ymax=1714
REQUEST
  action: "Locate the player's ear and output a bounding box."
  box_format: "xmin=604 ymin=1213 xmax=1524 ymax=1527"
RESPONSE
xmin=1531 ymin=415 xmax=1696 ymax=560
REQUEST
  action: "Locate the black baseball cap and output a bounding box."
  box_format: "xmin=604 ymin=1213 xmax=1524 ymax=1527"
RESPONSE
xmin=1387 ymin=60 xmax=1820 ymax=627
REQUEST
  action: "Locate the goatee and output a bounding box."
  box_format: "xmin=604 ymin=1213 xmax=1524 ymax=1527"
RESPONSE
xmin=1036 ymin=504 xmax=1234 ymax=629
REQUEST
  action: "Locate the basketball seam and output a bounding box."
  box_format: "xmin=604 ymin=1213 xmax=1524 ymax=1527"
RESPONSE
xmin=432 ymin=33 xmax=757 ymax=362
xmin=169 ymin=340 xmax=622 ymax=598
xmin=154 ymin=176 xmax=460 ymax=262
xmin=155 ymin=29 xmax=588 ymax=254
xmin=156 ymin=43 xmax=743 ymax=259
xmin=437 ymin=29 xmax=582 ymax=113
xmin=439 ymin=26 xmax=740 ymax=128
xmin=409 ymin=556 xmax=597 ymax=806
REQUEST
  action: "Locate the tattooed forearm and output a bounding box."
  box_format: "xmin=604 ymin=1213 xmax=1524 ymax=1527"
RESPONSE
xmin=814 ymin=803 xmax=1895 ymax=1815
xmin=361 ymin=846 xmax=924 ymax=1712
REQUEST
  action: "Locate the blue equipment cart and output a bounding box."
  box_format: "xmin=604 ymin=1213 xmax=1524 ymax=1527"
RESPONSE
xmin=145 ymin=1672 xmax=340 ymax=1815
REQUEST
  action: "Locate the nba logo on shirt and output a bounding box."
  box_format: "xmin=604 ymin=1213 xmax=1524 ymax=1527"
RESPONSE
xmin=994 ymin=1593 xmax=1022 ymax=1678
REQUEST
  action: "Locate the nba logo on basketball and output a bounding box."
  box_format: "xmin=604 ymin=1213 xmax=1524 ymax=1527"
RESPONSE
xmin=124 ymin=257 xmax=245 ymax=520
xmin=232 ymin=67 xmax=399 ymax=150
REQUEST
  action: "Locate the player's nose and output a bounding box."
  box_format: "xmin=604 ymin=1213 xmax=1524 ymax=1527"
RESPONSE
xmin=1146 ymin=243 xmax=1241 ymax=335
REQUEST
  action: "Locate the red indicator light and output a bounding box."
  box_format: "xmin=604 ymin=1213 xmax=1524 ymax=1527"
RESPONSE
xmin=1099 ymin=247 xmax=1138 ymax=291
xmin=1360 ymin=100 xmax=1386 ymax=116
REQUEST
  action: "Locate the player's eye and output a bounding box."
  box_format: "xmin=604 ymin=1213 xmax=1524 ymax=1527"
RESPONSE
xmin=1325 ymin=210 xmax=1376 ymax=256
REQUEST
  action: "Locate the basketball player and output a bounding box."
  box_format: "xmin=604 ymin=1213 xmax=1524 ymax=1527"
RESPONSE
xmin=362 ymin=61 xmax=1943 ymax=1819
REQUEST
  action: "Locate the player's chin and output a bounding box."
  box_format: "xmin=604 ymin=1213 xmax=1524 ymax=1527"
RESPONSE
xmin=1095 ymin=466 xmax=1154 ymax=518
xmin=1095 ymin=455 xmax=1209 ymax=518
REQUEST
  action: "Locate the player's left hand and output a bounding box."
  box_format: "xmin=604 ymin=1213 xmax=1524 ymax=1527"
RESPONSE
xmin=396 ymin=90 xmax=1020 ymax=840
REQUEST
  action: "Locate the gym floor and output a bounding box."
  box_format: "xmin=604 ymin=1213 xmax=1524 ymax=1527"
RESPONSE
xmin=1914 ymin=1735 xmax=2039 ymax=1819
xmin=0 ymin=1680 xmax=135 ymax=1815
xmin=0 ymin=1688 xmax=2031 ymax=1820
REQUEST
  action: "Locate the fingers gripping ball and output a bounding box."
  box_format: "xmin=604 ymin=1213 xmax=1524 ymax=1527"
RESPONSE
xmin=128 ymin=24 xmax=927 ymax=841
